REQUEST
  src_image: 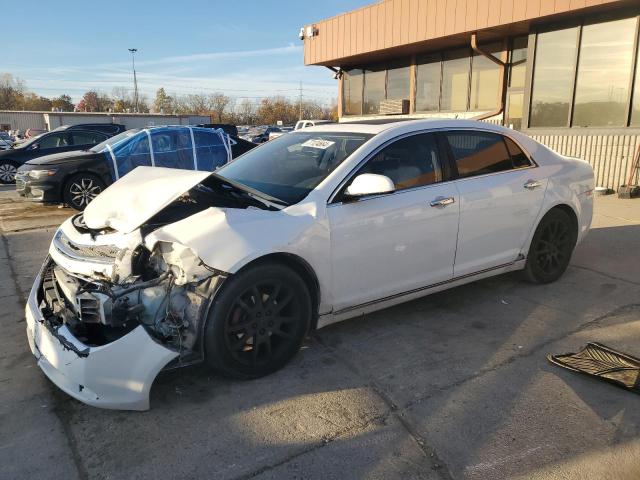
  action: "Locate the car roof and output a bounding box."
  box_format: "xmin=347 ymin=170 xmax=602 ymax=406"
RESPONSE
xmin=299 ymin=118 xmax=511 ymax=135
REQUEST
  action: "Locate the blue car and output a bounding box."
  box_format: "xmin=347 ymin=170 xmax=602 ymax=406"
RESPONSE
xmin=15 ymin=126 xmax=253 ymax=210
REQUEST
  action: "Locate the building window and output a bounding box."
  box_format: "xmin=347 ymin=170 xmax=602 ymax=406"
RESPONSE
xmin=342 ymin=69 xmax=363 ymax=116
xmin=415 ymin=54 xmax=441 ymax=112
xmin=572 ymin=17 xmax=637 ymax=127
xmin=441 ymin=49 xmax=470 ymax=111
xmin=506 ymin=36 xmax=528 ymax=130
xmin=508 ymin=36 xmax=527 ymax=89
xmin=386 ymin=61 xmax=410 ymax=101
xmin=506 ymin=92 xmax=524 ymax=130
xmin=529 ymin=15 xmax=640 ymax=128
xmin=632 ymin=54 xmax=640 ymax=126
xmin=363 ymin=67 xmax=386 ymax=114
xmin=470 ymin=42 xmax=502 ymax=111
xmin=530 ymin=26 xmax=580 ymax=127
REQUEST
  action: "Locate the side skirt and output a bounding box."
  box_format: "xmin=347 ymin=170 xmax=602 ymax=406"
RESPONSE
xmin=316 ymin=260 xmax=526 ymax=329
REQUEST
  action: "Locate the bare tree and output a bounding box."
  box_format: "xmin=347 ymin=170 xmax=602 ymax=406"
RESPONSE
xmin=209 ymin=93 xmax=231 ymax=122
xmin=236 ymin=99 xmax=257 ymax=125
xmin=183 ymin=94 xmax=210 ymax=114
xmin=0 ymin=73 xmax=26 ymax=110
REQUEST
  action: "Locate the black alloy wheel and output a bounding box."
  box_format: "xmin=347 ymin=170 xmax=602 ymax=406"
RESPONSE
xmin=0 ymin=161 xmax=17 ymax=184
xmin=524 ymin=209 xmax=577 ymax=284
xmin=63 ymin=173 xmax=105 ymax=211
xmin=205 ymin=263 xmax=311 ymax=379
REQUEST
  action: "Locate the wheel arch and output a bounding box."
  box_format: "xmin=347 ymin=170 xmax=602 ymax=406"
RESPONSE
xmin=234 ymin=252 xmax=321 ymax=330
xmin=526 ymin=202 xmax=580 ymax=256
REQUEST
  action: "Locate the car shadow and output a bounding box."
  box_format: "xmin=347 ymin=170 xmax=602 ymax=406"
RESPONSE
xmin=49 ymin=223 xmax=640 ymax=479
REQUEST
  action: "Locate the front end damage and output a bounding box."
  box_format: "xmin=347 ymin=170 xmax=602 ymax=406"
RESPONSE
xmin=26 ymin=215 xmax=227 ymax=410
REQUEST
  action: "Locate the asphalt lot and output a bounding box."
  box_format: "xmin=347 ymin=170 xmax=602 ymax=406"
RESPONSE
xmin=1 ymin=184 xmax=640 ymax=480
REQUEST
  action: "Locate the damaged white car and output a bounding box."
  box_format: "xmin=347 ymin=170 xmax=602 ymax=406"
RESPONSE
xmin=25 ymin=119 xmax=594 ymax=410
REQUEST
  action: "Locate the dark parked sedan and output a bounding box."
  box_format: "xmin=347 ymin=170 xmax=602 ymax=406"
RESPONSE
xmin=0 ymin=129 xmax=110 ymax=184
xmin=16 ymin=126 xmax=256 ymax=210
xmin=53 ymin=123 xmax=127 ymax=136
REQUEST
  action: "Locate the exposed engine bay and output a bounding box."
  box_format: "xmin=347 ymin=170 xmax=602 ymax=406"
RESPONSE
xmin=38 ymin=175 xmax=280 ymax=367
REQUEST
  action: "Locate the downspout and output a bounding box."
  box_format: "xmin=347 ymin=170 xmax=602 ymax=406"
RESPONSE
xmin=470 ymin=33 xmax=507 ymax=122
xmin=325 ymin=66 xmax=342 ymax=79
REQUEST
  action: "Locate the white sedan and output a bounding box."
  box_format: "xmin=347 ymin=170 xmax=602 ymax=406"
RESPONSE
xmin=25 ymin=119 xmax=594 ymax=410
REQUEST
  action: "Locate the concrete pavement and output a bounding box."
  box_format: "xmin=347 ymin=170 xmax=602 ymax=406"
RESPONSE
xmin=1 ymin=192 xmax=639 ymax=479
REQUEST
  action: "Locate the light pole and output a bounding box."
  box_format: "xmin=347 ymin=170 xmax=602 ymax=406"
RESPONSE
xmin=128 ymin=48 xmax=139 ymax=113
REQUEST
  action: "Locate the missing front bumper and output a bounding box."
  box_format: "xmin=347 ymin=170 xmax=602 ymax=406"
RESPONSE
xmin=25 ymin=264 xmax=178 ymax=410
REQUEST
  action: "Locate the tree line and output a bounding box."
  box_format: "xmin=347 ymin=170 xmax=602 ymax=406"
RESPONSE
xmin=1 ymin=73 xmax=337 ymax=125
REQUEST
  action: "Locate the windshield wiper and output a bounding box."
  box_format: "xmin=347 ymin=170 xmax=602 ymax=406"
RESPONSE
xmin=210 ymin=173 xmax=290 ymax=208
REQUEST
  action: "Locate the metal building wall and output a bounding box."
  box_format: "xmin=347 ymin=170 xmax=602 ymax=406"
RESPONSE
xmin=44 ymin=113 xmax=210 ymax=130
xmin=0 ymin=111 xmax=210 ymax=132
xmin=530 ymin=133 xmax=640 ymax=190
xmin=304 ymin=0 xmax=628 ymax=65
xmin=0 ymin=111 xmax=46 ymax=132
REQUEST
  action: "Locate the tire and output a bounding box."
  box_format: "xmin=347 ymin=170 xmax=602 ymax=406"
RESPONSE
xmin=523 ymin=208 xmax=577 ymax=284
xmin=0 ymin=160 xmax=18 ymax=184
xmin=63 ymin=173 xmax=105 ymax=211
xmin=205 ymin=263 xmax=312 ymax=379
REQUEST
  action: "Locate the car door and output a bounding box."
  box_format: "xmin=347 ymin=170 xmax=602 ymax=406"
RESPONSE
xmin=327 ymin=132 xmax=459 ymax=312
xmin=443 ymin=130 xmax=547 ymax=277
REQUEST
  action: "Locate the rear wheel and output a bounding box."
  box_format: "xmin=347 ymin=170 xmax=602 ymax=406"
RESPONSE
xmin=523 ymin=208 xmax=577 ymax=284
xmin=0 ymin=160 xmax=17 ymax=184
xmin=205 ymin=263 xmax=312 ymax=379
xmin=63 ymin=173 xmax=105 ymax=211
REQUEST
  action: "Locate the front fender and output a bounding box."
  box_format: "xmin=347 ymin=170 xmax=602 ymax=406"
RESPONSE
xmin=144 ymin=203 xmax=333 ymax=312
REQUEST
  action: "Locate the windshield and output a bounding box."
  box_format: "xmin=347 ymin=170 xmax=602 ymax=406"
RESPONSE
xmin=90 ymin=129 xmax=141 ymax=152
xmin=13 ymin=135 xmax=41 ymax=149
xmin=217 ymin=131 xmax=373 ymax=205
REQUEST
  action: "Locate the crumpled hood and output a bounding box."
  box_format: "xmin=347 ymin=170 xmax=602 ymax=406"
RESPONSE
xmin=83 ymin=166 xmax=211 ymax=233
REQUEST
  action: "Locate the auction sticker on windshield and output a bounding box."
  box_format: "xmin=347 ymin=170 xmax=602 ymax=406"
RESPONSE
xmin=301 ymin=139 xmax=336 ymax=149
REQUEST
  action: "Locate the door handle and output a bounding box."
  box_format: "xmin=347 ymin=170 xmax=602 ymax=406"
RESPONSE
xmin=430 ymin=196 xmax=455 ymax=207
xmin=524 ymin=180 xmax=542 ymax=190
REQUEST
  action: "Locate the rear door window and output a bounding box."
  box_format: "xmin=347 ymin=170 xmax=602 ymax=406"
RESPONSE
xmin=193 ymin=129 xmax=228 ymax=170
xmin=444 ymin=131 xmax=513 ymax=178
xmin=70 ymin=131 xmax=107 ymax=146
xmin=150 ymin=129 xmax=195 ymax=169
xmin=38 ymin=133 xmax=69 ymax=149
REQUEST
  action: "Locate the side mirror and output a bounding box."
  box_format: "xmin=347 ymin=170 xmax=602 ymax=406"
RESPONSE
xmin=345 ymin=173 xmax=395 ymax=198
xmin=30 ymin=143 xmax=39 ymax=150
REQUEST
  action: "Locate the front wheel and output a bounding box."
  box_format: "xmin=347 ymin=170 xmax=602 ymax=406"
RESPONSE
xmin=0 ymin=160 xmax=17 ymax=184
xmin=63 ymin=173 xmax=105 ymax=211
xmin=204 ymin=263 xmax=312 ymax=379
xmin=523 ymin=208 xmax=577 ymax=284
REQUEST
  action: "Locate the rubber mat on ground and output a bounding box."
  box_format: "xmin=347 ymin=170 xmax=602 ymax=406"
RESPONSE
xmin=548 ymin=342 xmax=640 ymax=393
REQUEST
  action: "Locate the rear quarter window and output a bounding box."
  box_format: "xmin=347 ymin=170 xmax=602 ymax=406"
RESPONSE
xmin=504 ymin=136 xmax=532 ymax=168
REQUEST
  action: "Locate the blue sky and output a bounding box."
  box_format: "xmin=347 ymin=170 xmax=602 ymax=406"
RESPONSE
xmin=5 ymin=0 xmax=372 ymax=106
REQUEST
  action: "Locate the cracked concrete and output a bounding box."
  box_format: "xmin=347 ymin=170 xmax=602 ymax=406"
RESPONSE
xmin=1 ymin=187 xmax=639 ymax=479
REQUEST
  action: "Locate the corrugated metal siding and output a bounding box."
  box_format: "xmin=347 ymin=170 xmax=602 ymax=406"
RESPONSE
xmin=529 ymin=133 xmax=640 ymax=189
xmin=0 ymin=111 xmax=210 ymax=132
xmin=0 ymin=111 xmax=46 ymax=131
xmin=304 ymin=0 xmax=627 ymax=64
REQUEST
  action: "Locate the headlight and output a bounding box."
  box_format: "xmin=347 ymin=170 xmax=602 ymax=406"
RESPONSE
xmin=28 ymin=169 xmax=57 ymax=179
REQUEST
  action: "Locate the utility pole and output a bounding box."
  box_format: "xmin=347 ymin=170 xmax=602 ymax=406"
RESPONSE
xmin=128 ymin=48 xmax=139 ymax=113
xmin=299 ymin=81 xmax=303 ymax=120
